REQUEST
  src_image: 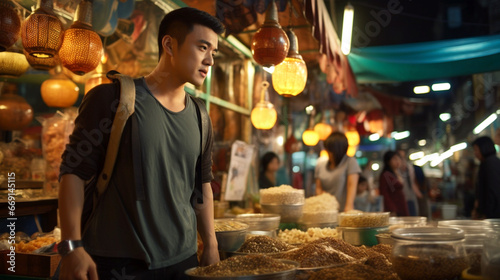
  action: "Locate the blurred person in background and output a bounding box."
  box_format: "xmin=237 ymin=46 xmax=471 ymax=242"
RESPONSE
xmin=413 ymin=164 xmax=430 ymax=219
xmin=259 ymin=151 xmax=280 ymax=189
xmin=397 ymin=149 xmax=423 ymax=216
xmin=379 ymin=151 xmax=409 ymax=216
xmin=471 ymin=136 xmax=500 ymax=219
xmin=315 ymin=132 xmax=361 ymax=212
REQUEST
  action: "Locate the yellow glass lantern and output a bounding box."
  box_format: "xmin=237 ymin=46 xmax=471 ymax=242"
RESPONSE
xmin=302 ymin=129 xmax=320 ymax=146
xmin=21 ymin=0 xmax=64 ymax=58
xmin=347 ymin=145 xmax=357 ymax=157
xmin=251 ymin=81 xmax=277 ymax=130
xmin=314 ymin=122 xmax=333 ymax=141
xmin=251 ymin=0 xmax=289 ymax=67
xmin=272 ymin=29 xmax=307 ymax=97
xmin=41 ymin=72 xmax=79 ymax=107
xmin=59 ymin=0 xmax=103 ymax=75
xmin=345 ymin=129 xmax=360 ymax=146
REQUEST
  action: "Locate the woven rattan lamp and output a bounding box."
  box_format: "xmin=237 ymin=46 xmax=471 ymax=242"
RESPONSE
xmin=23 ymin=50 xmax=59 ymax=71
xmin=0 ymin=51 xmax=29 ymax=77
xmin=21 ymin=0 xmax=64 ymax=58
xmin=0 ymin=1 xmax=21 ymax=52
xmin=59 ymin=0 xmax=103 ymax=75
xmin=251 ymin=0 xmax=289 ymax=67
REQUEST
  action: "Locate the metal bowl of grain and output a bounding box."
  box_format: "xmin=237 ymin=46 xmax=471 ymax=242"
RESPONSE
xmin=337 ymin=226 xmax=389 ymax=246
xmin=185 ymin=255 xmax=299 ymax=280
xmin=214 ymin=218 xmax=249 ymax=252
xmin=236 ymin=213 xmax=281 ymax=231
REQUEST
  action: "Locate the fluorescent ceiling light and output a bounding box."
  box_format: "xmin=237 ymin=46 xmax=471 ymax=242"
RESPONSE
xmin=473 ymin=113 xmax=498 ymax=134
xmin=371 ymin=163 xmax=380 ymax=171
xmin=409 ymin=151 xmax=424 ymax=160
xmin=450 ymin=142 xmax=467 ymax=152
xmin=276 ymin=136 xmax=284 ymax=146
xmin=439 ymin=113 xmax=451 ymax=122
xmin=341 ymin=4 xmax=354 ymax=55
xmin=391 ymin=131 xmax=410 ymax=140
xmin=263 ymin=66 xmax=274 ymax=74
xmin=368 ymin=133 xmax=380 ymax=141
xmin=418 ymin=139 xmax=427 ymax=146
xmin=432 ymin=82 xmax=451 ymax=91
xmin=431 ymin=150 xmax=454 ymax=167
xmin=414 ymin=85 xmax=430 ymax=94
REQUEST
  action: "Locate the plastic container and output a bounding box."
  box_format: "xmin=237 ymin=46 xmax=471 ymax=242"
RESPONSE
xmin=482 ymin=232 xmax=500 ymax=280
xmin=338 ymin=212 xmax=389 ymax=227
xmin=235 ymin=213 xmax=281 ymax=231
xmin=391 ymin=227 xmax=468 ymax=280
xmin=441 ymin=204 xmax=457 ymax=219
xmin=388 ymin=216 xmax=427 ymax=231
xmin=260 ymin=203 xmax=303 ymax=223
xmin=300 ymin=209 xmax=338 ymax=224
xmin=338 ymin=226 xmax=389 ymax=246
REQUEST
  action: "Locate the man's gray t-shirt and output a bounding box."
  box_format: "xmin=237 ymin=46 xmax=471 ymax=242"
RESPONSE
xmin=314 ymin=155 xmax=361 ymax=210
xmin=60 ymin=78 xmax=213 ymax=269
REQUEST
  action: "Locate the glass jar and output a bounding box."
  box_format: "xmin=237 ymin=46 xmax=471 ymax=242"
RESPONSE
xmin=438 ymin=219 xmax=494 ymax=275
xmin=391 ymin=227 xmax=468 ymax=280
xmin=482 ymin=232 xmax=500 ymax=280
xmin=388 ymin=216 xmax=427 ymax=231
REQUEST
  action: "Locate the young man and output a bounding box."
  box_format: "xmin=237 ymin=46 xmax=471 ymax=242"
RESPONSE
xmin=57 ymin=7 xmax=224 ymax=280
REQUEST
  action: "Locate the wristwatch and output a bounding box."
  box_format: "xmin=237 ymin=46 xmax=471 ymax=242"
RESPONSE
xmin=57 ymin=240 xmax=83 ymax=256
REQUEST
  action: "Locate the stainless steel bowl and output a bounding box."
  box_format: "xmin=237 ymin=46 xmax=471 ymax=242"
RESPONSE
xmin=185 ymin=259 xmax=299 ymax=280
xmin=215 ymin=219 xmax=249 ymax=252
xmin=375 ymin=233 xmax=395 ymax=246
xmin=236 ymin=213 xmax=281 ymax=231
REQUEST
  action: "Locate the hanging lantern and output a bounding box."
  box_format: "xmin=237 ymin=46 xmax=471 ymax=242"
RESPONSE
xmin=314 ymin=122 xmax=333 ymax=141
xmin=0 ymin=92 xmax=34 ymax=131
xmin=319 ymin=150 xmax=329 ymax=158
xmin=364 ymin=109 xmax=385 ymax=134
xmin=0 ymin=1 xmax=21 ymax=52
xmin=302 ymin=129 xmax=320 ymax=146
xmin=345 ymin=129 xmax=360 ymax=146
xmin=0 ymin=51 xmax=29 ymax=77
xmin=251 ymin=0 xmax=289 ymax=67
xmin=59 ymin=0 xmax=103 ymax=75
xmin=21 ymin=0 xmax=64 ymax=58
xmin=272 ymin=29 xmax=307 ymax=97
xmin=23 ymin=50 xmax=59 ymax=71
xmin=347 ymin=146 xmax=356 ymax=157
xmin=251 ymin=81 xmax=277 ymax=130
xmin=41 ymin=71 xmax=80 ymax=108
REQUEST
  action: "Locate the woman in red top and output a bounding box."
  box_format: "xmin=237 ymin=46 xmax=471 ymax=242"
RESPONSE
xmin=379 ymin=151 xmax=409 ymax=216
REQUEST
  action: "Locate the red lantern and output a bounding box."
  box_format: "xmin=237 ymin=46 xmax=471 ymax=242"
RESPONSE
xmin=251 ymin=0 xmax=289 ymax=67
xmin=0 ymin=1 xmax=21 ymax=52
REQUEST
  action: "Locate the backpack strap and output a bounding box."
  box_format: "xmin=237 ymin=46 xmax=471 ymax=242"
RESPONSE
xmin=190 ymin=95 xmax=209 ymax=204
xmin=95 ymin=71 xmax=136 ymax=196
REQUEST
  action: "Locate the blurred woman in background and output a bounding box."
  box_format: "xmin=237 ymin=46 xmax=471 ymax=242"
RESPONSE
xmin=259 ymin=152 xmax=280 ymax=189
xmin=315 ymin=132 xmax=361 ymax=212
xmin=379 ymin=151 xmax=409 ymax=216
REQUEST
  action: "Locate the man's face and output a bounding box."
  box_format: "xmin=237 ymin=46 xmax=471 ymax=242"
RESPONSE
xmin=170 ymin=24 xmax=218 ymax=87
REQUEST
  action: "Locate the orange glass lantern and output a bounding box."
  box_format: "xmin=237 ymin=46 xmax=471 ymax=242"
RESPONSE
xmin=41 ymin=72 xmax=80 ymax=107
xmin=345 ymin=129 xmax=360 ymax=146
xmin=251 ymin=0 xmax=289 ymax=67
xmin=0 ymin=51 xmax=29 ymax=77
xmin=59 ymin=0 xmax=103 ymax=75
xmin=272 ymin=29 xmax=307 ymax=97
xmin=314 ymin=122 xmax=333 ymax=141
xmin=302 ymin=129 xmax=320 ymax=146
xmin=251 ymin=81 xmax=277 ymax=130
xmin=21 ymin=0 xmax=64 ymax=58
xmin=0 ymin=92 xmax=33 ymax=131
xmin=0 ymin=1 xmax=21 ymax=52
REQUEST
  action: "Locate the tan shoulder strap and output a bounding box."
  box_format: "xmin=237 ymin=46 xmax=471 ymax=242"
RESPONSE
xmin=96 ymin=73 xmax=136 ymax=196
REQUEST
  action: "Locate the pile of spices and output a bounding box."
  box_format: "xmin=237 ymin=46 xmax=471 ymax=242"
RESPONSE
xmin=190 ymin=254 xmax=296 ymax=277
xmin=279 ymin=242 xmax=356 ymax=268
xmin=237 ymin=235 xmax=295 ymax=253
xmin=214 ymin=220 xmax=248 ymax=232
xmin=368 ymin=244 xmax=393 ymax=260
xmin=308 ymin=263 xmax=399 ymax=280
xmin=308 ymin=237 xmax=369 ymax=259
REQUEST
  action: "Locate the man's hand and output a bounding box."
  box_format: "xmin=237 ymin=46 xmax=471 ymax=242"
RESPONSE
xmin=199 ymin=244 xmax=219 ymax=266
xmin=60 ymin=248 xmax=98 ymax=280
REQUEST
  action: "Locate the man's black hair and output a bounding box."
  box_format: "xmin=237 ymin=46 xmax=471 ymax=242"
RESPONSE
xmin=157 ymin=7 xmax=225 ymax=61
xmin=472 ymin=136 xmax=497 ymax=158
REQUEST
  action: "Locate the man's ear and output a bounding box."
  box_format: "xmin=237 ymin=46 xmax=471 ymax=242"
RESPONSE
xmin=162 ymin=35 xmax=174 ymax=56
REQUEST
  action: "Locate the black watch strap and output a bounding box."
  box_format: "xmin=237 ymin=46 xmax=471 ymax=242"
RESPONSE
xmin=57 ymin=240 xmax=83 ymax=256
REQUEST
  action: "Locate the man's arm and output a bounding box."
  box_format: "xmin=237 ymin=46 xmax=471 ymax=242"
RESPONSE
xmin=194 ymin=182 xmax=219 ymax=266
xmin=58 ymin=174 xmax=98 ymax=280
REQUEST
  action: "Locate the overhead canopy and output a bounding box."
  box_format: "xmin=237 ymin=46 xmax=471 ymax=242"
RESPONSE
xmin=348 ymin=34 xmax=500 ymax=83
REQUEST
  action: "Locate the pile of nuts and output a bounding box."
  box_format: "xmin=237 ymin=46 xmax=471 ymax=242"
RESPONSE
xmin=260 ymin=185 xmax=304 ymax=204
xmin=237 ymin=235 xmax=295 ymax=254
xmin=278 ymin=228 xmax=339 ymax=244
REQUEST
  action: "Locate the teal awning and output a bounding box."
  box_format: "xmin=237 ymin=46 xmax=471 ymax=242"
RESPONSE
xmin=348 ymin=34 xmax=500 ymax=83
